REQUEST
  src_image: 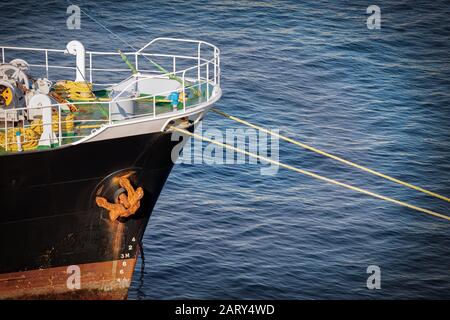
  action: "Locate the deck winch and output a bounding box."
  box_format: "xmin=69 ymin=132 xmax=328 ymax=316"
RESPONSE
xmin=0 ymin=58 xmax=76 ymax=149
xmin=0 ymin=59 xmax=60 ymax=120
xmin=0 ymin=61 xmax=29 ymax=112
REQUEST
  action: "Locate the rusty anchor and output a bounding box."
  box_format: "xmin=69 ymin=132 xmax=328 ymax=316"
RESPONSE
xmin=95 ymin=176 xmax=144 ymax=221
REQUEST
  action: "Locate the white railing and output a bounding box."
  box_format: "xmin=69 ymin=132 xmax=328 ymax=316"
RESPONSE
xmin=0 ymin=38 xmax=221 ymax=152
xmin=0 ymin=37 xmax=220 ymax=86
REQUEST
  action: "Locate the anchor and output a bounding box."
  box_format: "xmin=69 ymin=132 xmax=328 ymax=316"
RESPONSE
xmin=95 ymin=175 xmax=144 ymax=221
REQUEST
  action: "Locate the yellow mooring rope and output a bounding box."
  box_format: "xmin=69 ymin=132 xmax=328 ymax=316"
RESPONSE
xmin=211 ymin=108 xmax=450 ymax=204
xmin=172 ymin=127 xmax=450 ymax=222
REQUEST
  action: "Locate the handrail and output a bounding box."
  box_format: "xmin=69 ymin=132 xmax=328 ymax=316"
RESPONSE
xmin=136 ymin=37 xmax=219 ymax=54
xmin=1 ymin=49 xmax=219 ymax=88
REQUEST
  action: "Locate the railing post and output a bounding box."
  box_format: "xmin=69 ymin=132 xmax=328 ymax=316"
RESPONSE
xmin=197 ymin=43 xmax=201 ymax=84
xmin=173 ymin=56 xmax=176 ymax=74
xmin=58 ymin=105 xmax=62 ymax=146
xmin=135 ymin=53 xmax=139 ymax=72
xmin=1 ymin=48 xmax=4 ymax=63
xmin=45 ymin=50 xmax=49 ymax=79
xmin=182 ymin=70 xmax=186 ymax=112
xmin=153 ymin=96 xmax=156 ymax=118
xmin=206 ymin=62 xmax=209 ymax=100
xmin=89 ymin=52 xmax=93 ymax=83
xmin=214 ymin=48 xmax=217 ymax=85
xmin=4 ymin=110 xmax=7 ymax=152
xmin=218 ymin=54 xmax=221 ymax=86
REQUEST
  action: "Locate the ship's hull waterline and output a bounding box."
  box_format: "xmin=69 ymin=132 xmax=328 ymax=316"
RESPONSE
xmin=0 ymin=126 xmax=190 ymax=299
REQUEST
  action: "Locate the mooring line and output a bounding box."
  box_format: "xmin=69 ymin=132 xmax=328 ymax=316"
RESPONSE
xmin=211 ymin=108 xmax=450 ymax=204
xmin=173 ymin=127 xmax=450 ymax=222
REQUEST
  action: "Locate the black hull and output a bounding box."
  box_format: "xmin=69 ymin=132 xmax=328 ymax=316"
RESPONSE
xmin=0 ymin=127 xmax=187 ymax=298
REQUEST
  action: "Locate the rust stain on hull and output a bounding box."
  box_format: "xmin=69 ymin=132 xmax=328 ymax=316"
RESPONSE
xmin=0 ymin=258 xmax=137 ymax=300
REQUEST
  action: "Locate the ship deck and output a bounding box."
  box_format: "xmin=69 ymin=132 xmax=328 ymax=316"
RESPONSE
xmin=0 ymin=38 xmax=220 ymax=154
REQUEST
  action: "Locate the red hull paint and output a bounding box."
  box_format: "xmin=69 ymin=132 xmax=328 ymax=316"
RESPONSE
xmin=0 ymin=258 xmax=137 ymax=300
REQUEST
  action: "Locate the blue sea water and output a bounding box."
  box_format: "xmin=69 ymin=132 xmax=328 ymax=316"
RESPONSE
xmin=4 ymin=0 xmax=450 ymax=299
